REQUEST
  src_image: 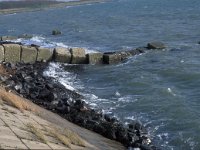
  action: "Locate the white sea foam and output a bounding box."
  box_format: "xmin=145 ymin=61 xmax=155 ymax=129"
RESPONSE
xmin=43 ymin=62 xmax=78 ymax=91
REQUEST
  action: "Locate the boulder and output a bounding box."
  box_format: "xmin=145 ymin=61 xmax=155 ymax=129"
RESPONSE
xmin=0 ymin=45 xmax=4 ymax=62
xmin=18 ymin=34 xmax=33 ymax=39
xmin=1 ymin=36 xmax=18 ymax=41
xmin=54 ymin=47 xmax=71 ymax=63
xmin=86 ymin=53 xmax=103 ymax=64
xmin=70 ymin=48 xmax=86 ymax=64
xmin=52 ymin=29 xmax=61 ymax=35
xmin=21 ymin=45 xmax=37 ymax=63
xmin=147 ymin=42 xmax=166 ymax=49
xmin=103 ymin=52 xmax=122 ymax=64
xmin=3 ymin=44 xmax=21 ymax=63
xmin=37 ymin=47 xmax=53 ymax=62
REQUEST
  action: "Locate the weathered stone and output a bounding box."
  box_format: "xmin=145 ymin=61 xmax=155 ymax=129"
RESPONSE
xmin=103 ymin=52 xmax=122 ymax=64
xmin=18 ymin=34 xmax=33 ymax=39
xmin=21 ymin=46 xmax=37 ymax=63
xmin=147 ymin=42 xmax=166 ymax=49
xmin=86 ymin=53 xmax=103 ymax=64
xmin=37 ymin=47 xmax=53 ymax=62
xmin=52 ymin=29 xmax=61 ymax=35
xmin=0 ymin=45 xmax=4 ymax=62
xmin=1 ymin=36 xmax=18 ymax=41
xmin=3 ymin=44 xmax=21 ymax=63
xmin=70 ymin=48 xmax=86 ymax=64
xmin=54 ymin=47 xmax=71 ymax=63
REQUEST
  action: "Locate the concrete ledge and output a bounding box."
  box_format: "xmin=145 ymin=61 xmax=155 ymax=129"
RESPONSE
xmin=0 ymin=45 xmax=4 ymax=62
xmin=54 ymin=47 xmax=71 ymax=63
xmin=21 ymin=46 xmax=37 ymax=63
xmin=3 ymin=44 xmax=21 ymax=63
xmin=103 ymin=52 xmax=122 ymax=64
xmin=37 ymin=47 xmax=53 ymax=62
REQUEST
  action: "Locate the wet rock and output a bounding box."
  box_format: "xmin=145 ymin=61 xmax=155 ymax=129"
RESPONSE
xmin=21 ymin=45 xmax=37 ymax=63
xmin=3 ymin=44 xmax=21 ymax=63
xmin=18 ymin=34 xmax=33 ymax=39
xmin=54 ymin=47 xmax=71 ymax=63
xmin=37 ymin=47 xmax=54 ymax=62
xmin=1 ymin=35 xmax=18 ymax=41
xmin=147 ymin=42 xmax=166 ymax=49
xmin=0 ymin=62 xmax=155 ymax=149
xmin=52 ymin=29 xmax=61 ymax=35
xmin=0 ymin=45 xmax=4 ymax=62
xmin=86 ymin=53 xmax=103 ymax=64
xmin=70 ymin=48 xmax=86 ymax=64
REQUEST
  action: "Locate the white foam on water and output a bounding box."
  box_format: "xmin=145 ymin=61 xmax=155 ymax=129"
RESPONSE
xmin=43 ymin=62 xmax=78 ymax=91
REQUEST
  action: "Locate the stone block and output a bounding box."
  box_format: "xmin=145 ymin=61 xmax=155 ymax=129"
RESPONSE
xmin=54 ymin=47 xmax=71 ymax=63
xmin=1 ymin=36 xmax=18 ymax=41
xmin=103 ymin=52 xmax=122 ymax=64
xmin=70 ymin=48 xmax=86 ymax=64
xmin=37 ymin=47 xmax=53 ymax=62
xmin=86 ymin=53 xmax=103 ymax=64
xmin=3 ymin=44 xmax=21 ymax=63
xmin=21 ymin=45 xmax=37 ymax=63
xmin=147 ymin=42 xmax=166 ymax=49
xmin=0 ymin=45 xmax=4 ymax=62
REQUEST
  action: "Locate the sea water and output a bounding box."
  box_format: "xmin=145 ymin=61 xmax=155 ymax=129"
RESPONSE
xmin=0 ymin=0 xmax=200 ymax=149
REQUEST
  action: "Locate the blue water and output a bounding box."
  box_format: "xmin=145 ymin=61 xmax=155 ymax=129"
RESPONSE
xmin=1 ymin=0 xmax=200 ymax=149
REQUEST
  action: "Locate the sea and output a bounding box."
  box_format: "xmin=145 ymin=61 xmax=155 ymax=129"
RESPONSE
xmin=0 ymin=0 xmax=200 ymax=149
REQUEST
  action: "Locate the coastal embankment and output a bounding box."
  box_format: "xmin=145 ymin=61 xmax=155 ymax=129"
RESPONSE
xmin=0 ymin=35 xmax=166 ymax=149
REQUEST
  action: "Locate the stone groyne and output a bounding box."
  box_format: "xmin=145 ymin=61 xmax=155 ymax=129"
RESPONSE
xmin=0 ymin=37 xmax=166 ymax=65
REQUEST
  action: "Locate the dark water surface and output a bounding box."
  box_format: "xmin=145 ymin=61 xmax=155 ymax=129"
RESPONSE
xmin=0 ymin=0 xmax=200 ymax=149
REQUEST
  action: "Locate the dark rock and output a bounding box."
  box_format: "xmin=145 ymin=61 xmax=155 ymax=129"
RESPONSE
xmin=52 ymin=29 xmax=61 ymax=35
xmin=18 ymin=34 xmax=33 ymax=39
xmin=198 ymin=41 xmax=200 ymax=44
xmin=0 ymin=61 xmax=155 ymax=149
xmin=147 ymin=42 xmax=166 ymax=49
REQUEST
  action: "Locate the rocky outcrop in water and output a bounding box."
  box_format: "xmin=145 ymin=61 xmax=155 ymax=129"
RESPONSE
xmin=0 ymin=62 xmax=157 ymax=150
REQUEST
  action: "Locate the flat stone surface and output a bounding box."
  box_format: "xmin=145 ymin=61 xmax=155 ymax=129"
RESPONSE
xmin=37 ymin=47 xmax=53 ymax=62
xmin=54 ymin=47 xmax=71 ymax=63
xmin=0 ymin=119 xmax=5 ymax=126
xmin=22 ymin=139 xmax=51 ymax=149
xmin=86 ymin=53 xmax=103 ymax=64
xmin=48 ymin=142 xmax=69 ymax=150
xmin=70 ymin=48 xmax=86 ymax=64
xmin=21 ymin=45 xmax=37 ymax=63
xmin=0 ymin=45 xmax=4 ymax=62
xmin=3 ymin=44 xmax=21 ymax=63
xmin=11 ymin=126 xmax=38 ymax=141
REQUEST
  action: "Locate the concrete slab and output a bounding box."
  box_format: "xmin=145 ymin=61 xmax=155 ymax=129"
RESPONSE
xmin=48 ymin=142 xmax=69 ymax=150
xmin=3 ymin=44 xmax=21 ymax=63
xmin=21 ymin=45 xmax=37 ymax=63
xmin=54 ymin=47 xmax=71 ymax=63
xmin=37 ymin=47 xmax=53 ymax=62
xmin=22 ymin=139 xmax=52 ymax=149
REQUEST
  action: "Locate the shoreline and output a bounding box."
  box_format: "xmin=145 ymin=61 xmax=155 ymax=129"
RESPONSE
xmin=0 ymin=0 xmax=110 ymax=15
xmin=0 ymin=39 xmax=164 ymax=149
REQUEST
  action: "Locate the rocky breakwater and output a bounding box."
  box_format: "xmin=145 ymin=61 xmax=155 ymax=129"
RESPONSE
xmin=0 ymin=62 xmax=156 ymax=150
